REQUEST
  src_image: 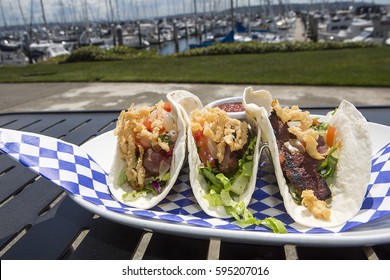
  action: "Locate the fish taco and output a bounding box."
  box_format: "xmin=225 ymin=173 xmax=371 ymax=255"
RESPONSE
xmin=243 ymin=87 xmax=372 ymax=228
xmin=108 ymin=96 xmax=186 ymax=209
xmin=167 ymin=90 xmax=286 ymax=233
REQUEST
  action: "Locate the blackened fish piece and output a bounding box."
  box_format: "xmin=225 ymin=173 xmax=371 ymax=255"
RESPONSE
xmin=269 ymin=111 xmax=294 ymax=149
xmin=269 ymin=111 xmax=332 ymax=201
xmin=282 ymin=147 xmax=332 ymax=201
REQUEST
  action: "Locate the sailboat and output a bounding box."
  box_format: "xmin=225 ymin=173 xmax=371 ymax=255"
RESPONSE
xmin=188 ymin=29 xmax=235 ymax=49
xmin=189 ymin=0 xmax=235 ymax=49
xmin=0 ymin=0 xmax=27 ymax=65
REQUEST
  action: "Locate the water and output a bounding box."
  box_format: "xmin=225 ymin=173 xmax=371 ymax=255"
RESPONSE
xmin=150 ymin=27 xmax=231 ymax=55
xmin=150 ymin=36 xmax=201 ymax=55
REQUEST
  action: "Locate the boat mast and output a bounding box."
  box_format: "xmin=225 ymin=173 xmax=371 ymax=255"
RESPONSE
xmin=8 ymin=2 xmax=15 ymax=28
xmin=230 ymin=0 xmax=234 ymax=30
xmin=17 ymin=0 xmax=27 ymax=29
xmin=108 ymin=0 xmax=114 ymax=23
xmin=193 ymin=0 xmax=197 ymax=16
xmin=154 ymin=0 xmax=159 ymax=18
xmin=29 ymin=0 xmax=33 ymax=31
xmin=69 ymin=0 xmax=77 ymax=28
xmin=40 ymin=0 xmax=48 ymax=31
xmin=57 ymin=0 xmax=66 ymax=25
xmin=115 ymin=0 xmax=120 ymax=22
xmin=0 ymin=0 xmax=8 ymax=29
xmin=104 ymin=0 xmax=110 ymax=22
xmin=83 ymin=0 xmax=89 ymax=29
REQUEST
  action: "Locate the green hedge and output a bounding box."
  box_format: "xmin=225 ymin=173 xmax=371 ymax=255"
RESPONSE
xmin=175 ymin=41 xmax=376 ymax=57
xmin=46 ymin=41 xmax=376 ymax=64
xmin=64 ymin=45 xmax=158 ymax=63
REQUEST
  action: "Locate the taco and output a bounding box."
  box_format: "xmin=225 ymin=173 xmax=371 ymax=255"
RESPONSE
xmin=108 ymin=96 xmax=186 ymax=209
xmin=243 ymin=87 xmax=372 ymax=228
xmin=166 ymin=90 xmax=286 ymax=233
xmin=188 ymin=106 xmax=260 ymax=219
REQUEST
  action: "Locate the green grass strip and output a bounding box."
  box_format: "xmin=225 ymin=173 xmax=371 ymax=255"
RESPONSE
xmin=0 ymin=47 xmax=389 ymax=86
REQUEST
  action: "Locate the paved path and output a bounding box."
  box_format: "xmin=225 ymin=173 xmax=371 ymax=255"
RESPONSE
xmin=293 ymin=17 xmax=306 ymax=42
xmin=0 ymin=82 xmax=389 ymax=113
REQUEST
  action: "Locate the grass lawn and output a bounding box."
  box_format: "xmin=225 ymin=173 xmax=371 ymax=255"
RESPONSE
xmin=0 ymin=47 xmax=389 ymax=86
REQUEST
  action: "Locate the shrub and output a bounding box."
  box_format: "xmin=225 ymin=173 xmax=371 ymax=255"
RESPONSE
xmin=175 ymin=41 xmax=376 ymax=57
xmin=66 ymin=46 xmax=107 ymax=62
xmin=64 ymin=45 xmax=158 ymax=63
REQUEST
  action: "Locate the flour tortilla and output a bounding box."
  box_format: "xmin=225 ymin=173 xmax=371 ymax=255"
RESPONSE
xmin=108 ymin=94 xmax=187 ymax=209
xmin=168 ymin=90 xmax=262 ymax=218
xmin=243 ymin=87 xmax=372 ymax=228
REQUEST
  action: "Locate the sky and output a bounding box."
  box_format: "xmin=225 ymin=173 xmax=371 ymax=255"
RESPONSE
xmin=0 ymin=0 xmax=388 ymax=27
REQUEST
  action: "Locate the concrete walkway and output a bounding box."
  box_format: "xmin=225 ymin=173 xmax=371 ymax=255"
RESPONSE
xmin=293 ymin=17 xmax=307 ymax=42
xmin=0 ymin=82 xmax=389 ymax=113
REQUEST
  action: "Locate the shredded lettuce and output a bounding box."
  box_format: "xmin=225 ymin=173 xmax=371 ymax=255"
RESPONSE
xmin=118 ymin=169 xmax=127 ymax=186
xmin=201 ymin=162 xmax=223 ymax=192
xmin=120 ymin=170 xmax=171 ymax=201
xmin=159 ymin=172 xmax=170 ymax=182
xmin=311 ymin=119 xmax=328 ymax=132
xmin=203 ymin=189 xmax=223 ymax=206
xmin=122 ymin=189 xmax=148 ymax=201
xmin=200 ymin=136 xmax=287 ymax=234
xmin=225 ymin=201 xmax=287 ymax=233
xmin=318 ymin=145 xmax=339 ymax=180
xmin=230 ymin=172 xmax=249 ymax=195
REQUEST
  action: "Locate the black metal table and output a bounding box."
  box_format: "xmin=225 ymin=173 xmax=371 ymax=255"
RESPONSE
xmin=1 ymin=107 xmax=390 ymax=260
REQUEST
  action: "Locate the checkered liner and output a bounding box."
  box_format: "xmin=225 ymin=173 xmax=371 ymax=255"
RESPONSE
xmin=1 ymin=128 xmax=390 ymax=234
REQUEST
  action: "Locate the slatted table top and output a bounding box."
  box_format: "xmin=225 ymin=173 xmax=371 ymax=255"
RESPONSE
xmin=1 ymin=107 xmax=390 ymax=260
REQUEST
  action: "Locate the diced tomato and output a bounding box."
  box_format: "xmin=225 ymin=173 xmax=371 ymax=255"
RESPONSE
xmin=193 ymin=130 xmax=203 ymax=143
xmin=197 ymin=134 xmax=206 ymax=147
xmin=194 ymin=132 xmax=216 ymax=167
xmin=163 ymin=101 xmax=171 ymax=112
xmin=326 ymin=125 xmax=336 ymax=147
xmin=312 ymin=119 xmax=319 ymax=127
xmin=144 ymin=120 xmax=152 ymax=131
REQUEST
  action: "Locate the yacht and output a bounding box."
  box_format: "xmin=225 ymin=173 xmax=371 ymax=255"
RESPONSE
xmin=29 ymin=41 xmax=70 ymax=62
xmin=0 ymin=37 xmax=27 ymax=66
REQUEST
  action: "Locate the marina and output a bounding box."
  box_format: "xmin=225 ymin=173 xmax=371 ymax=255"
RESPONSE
xmin=0 ymin=1 xmax=390 ymax=267
xmin=0 ymin=1 xmax=389 ymax=65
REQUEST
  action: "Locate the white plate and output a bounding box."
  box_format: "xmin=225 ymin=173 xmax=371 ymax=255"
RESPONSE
xmin=74 ymin=121 xmax=390 ymax=247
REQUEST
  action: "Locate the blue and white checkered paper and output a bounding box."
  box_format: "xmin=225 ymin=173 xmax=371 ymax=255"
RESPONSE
xmin=1 ymin=128 xmax=390 ymax=234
